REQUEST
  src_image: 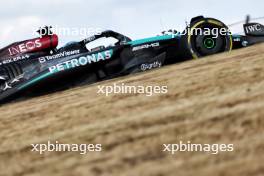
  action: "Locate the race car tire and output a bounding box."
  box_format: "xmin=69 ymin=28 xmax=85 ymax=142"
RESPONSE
xmin=181 ymin=17 xmax=233 ymax=59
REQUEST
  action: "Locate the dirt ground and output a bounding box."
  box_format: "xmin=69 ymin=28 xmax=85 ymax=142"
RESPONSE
xmin=0 ymin=44 xmax=264 ymax=176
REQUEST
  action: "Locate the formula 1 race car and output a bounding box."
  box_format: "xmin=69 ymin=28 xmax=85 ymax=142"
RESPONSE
xmin=0 ymin=16 xmax=263 ymax=103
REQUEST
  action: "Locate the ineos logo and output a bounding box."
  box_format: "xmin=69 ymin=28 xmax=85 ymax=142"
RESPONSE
xmin=8 ymin=39 xmax=42 ymax=56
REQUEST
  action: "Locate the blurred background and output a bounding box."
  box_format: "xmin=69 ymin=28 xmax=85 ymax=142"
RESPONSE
xmin=0 ymin=0 xmax=263 ymax=47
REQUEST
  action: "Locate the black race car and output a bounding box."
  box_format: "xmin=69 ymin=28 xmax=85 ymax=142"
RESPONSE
xmin=0 ymin=16 xmax=263 ymax=103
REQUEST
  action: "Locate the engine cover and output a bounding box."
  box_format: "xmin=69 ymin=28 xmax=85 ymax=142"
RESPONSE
xmin=0 ymin=34 xmax=58 ymax=59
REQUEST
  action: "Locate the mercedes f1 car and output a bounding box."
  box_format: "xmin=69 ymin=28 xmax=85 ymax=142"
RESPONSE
xmin=0 ymin=16 xmax=263 ymax=103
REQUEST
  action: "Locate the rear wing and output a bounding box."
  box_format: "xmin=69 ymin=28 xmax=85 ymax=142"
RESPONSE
xmin=244 ymin=23 xmax=264 ymax=36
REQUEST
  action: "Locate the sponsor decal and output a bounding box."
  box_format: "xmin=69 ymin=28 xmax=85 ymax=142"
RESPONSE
xmin=49 ymin=50 xmax=113 ymax=73
xmin=0 ymin=55 xmax=30 ymax=66
xmin=132 ymin=42 xmax=160 ymax=51
xmin=39 ymin=50 xmax=80 ymax=63
xmin=2 ymin=82 xmax=12 ymax=91
xmin=242 ymin=41 xmax=249 ymax=47
xmin=83 ymin=36 xmax=96 ymax=43
xmin=0 ymin=74 xmax=24 ymax=91
xmin=141 ymin=61 xmax=162 ymax=71
xmin=8 ymin=39 xmax=42 ymax=56
xmin=245 ymin=24 xmax=262 ymax=33
xmin=233 ymin=38 xmax=241 ymax=42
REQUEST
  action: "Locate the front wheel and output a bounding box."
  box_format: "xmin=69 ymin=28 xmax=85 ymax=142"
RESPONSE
xmin=181 ymin=16 xmax=233 ymax=59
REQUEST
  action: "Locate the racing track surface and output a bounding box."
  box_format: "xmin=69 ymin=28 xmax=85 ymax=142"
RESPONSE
xmin=0 ymin=44 xmax=264 ymax=176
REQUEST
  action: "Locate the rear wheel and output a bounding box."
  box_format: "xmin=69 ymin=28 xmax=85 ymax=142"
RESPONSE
xmin=181 ymin=16 xmax=233 ymax=59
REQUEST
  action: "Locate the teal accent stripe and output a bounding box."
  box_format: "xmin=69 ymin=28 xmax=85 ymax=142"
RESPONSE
xmin=232 ymin=34 xmax=242 ymax=37
xmin=18 ymin=72 xmax=53 ymax=90
xmin=128 ymin=35 xmax=179 ymax=46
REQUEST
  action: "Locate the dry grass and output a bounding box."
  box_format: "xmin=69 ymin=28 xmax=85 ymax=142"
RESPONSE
xmin=0 ymin=44 xmax=264 ymax=176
